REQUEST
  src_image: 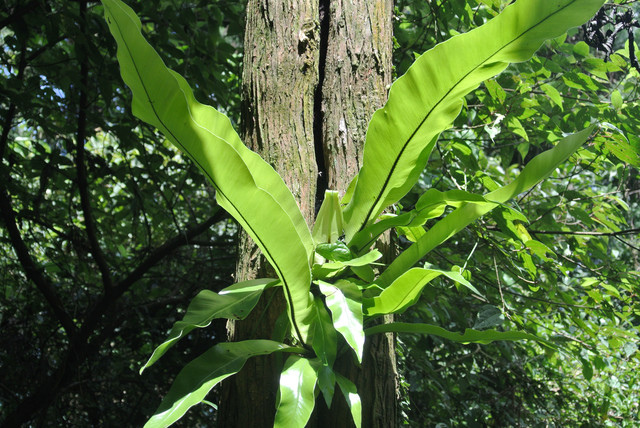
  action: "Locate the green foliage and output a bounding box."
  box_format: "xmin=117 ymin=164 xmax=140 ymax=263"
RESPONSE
xmin=3 ymin=0 xmax=638 ymax=425
xmin=273 ymin=356 xmax=318 ymax=428
xmin=378 ymin=126 xmax=595 ymax=285
xmin=0 ymin=0 xmax=245 ymax=425
xmin=98 ymin=0 xmax=640 ymax=426
xmin=146 ymin=340 xmax=304 ymax=428
xmin=141 ymin=279 xmax=279 ymax=373
xmin=392 ymin=1 xmax=640 ymax=425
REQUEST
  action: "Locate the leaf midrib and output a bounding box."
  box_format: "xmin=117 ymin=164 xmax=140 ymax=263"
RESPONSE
xmin=355 ymin=0 xmax=578 ymax=235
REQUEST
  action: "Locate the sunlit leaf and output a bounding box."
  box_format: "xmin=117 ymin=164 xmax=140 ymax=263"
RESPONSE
xmin=350 ymin=189 xmax=489 ymax=253
xmin=274 ymin=356 xmax=318 ymax=428
xmin=365 ymin=322 xmax=547 ymax=347
xmin=102 ymin=0 xmax=315 ymax=342
xmin=540 ymin=83 xmax=563 ymax=110
xmin=364 ymin=268 xmax=480 ymax=316
xmin=145 ymin=341 xmax=303 ymax=428
xmin=313 ymin=190 xmax=344 ymax=244
xmin=318 ymin=279 xmax=365 ymax=362
xmin=335 ymin=373 xmax=362 ymax=428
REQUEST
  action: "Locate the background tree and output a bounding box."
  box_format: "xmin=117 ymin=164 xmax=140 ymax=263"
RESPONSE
xmin=0 ymin=1 xmax=244 ymax=425
xmin=217 ymin=1 xmax=397 ymax=427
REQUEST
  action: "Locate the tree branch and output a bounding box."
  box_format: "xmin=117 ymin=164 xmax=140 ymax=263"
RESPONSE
xmin=74 ymin=0 xmax=113 ymax=290
xmin=0 ymin=188 xmax=78 ymax=337
xmin=613 ymin=235 xmax=640 ymax=253
xmin=2 ymin=208 xmax=229 ymax=426
xmin=0 ymin=36 xmax=77 ymax=338
xmin=115 ymin=209 xmax=228 ymax=294
xmin=487 ymin=225 xmax=640 ymax=238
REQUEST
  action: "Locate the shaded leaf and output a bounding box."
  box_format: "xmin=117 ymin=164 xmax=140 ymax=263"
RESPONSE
xmin=310 ymin=297 xmax=337 ymax=367
xmin=473 ymin=305 xmax=505 ymax=330
xmin=316 ymin=365 xmax=336 ymax=408
xmin=141 ymin=279 xmax=277 ymax=373
xmin=316 ymin=242 xmax=352 ymax=262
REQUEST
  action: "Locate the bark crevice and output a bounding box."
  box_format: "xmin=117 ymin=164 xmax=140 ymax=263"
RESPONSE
xmin=313 ymin=0 xmax=330 ymax=213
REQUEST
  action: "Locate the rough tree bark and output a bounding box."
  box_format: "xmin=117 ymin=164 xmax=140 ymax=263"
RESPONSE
xmin=218 ymin=1 xmax=396 ymax=427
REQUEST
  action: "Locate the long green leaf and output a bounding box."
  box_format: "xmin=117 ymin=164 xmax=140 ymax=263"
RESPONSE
xmin=102 ymin=0 xmax=315 ymax=342
xmin=318 ymin=280 xmax=365 ymax=362
xmin=342 ymin=0 xmax=604 ymax=242
xmin=365 ymin=322 xmax=546 ymax=347
xmin=274 ymin=356 xmax=318 ymax=428
xmin=140 ymin=279 xmax=277 ymax=373
xmin=335 ymin=373 xmax=362 ymax=428
xmin=316 ymin=249 xmax=382 ymax=272
xmin=364 ymin=268 xmax=479 ymax=316
xmin=145 ymin=340 xmax=303 ymax=428
xmin=378 ymin=126 xmax=596 ymax=286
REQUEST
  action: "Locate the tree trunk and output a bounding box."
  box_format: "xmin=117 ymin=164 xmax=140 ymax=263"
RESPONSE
xmin=218 ymin=1 xmax=396 ymax=426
